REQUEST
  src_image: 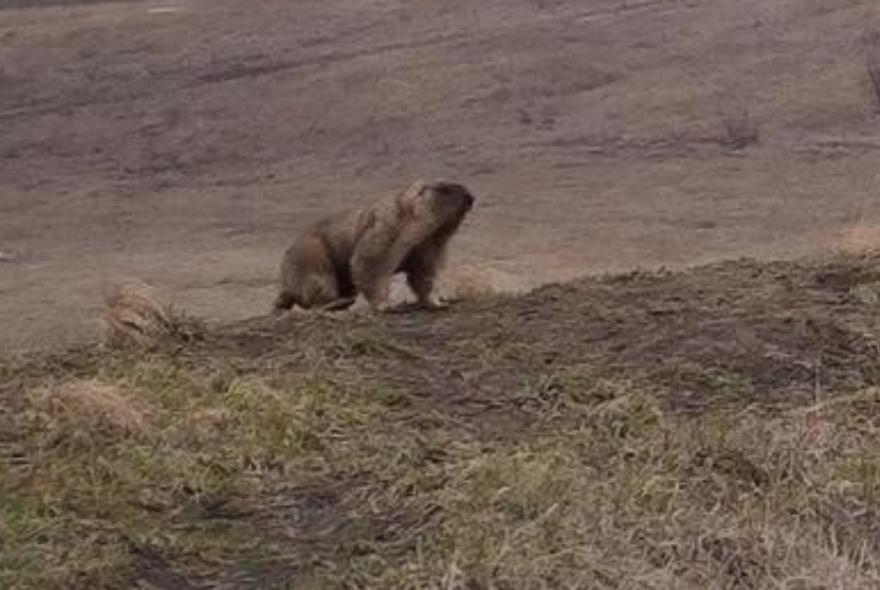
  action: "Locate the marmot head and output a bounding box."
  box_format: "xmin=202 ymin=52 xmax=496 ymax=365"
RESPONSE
xmin=402 ymin=179 xmax=475 ymax=224
xmin=430 ymin=181 xmax=475 ymax=216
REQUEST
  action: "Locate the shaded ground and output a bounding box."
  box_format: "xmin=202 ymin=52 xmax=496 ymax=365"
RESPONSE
xmin=5 ymin=252 xmax=880 ymax=587
xmin=2 ymin=0 xmax=880 ymax=352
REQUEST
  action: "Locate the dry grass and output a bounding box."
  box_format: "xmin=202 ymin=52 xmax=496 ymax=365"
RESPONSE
xmin=35 ymin=379 xmax=154 ymax=437
xmin=3 ymin=370 xmax=879 ymax=590
xmin=342 ymin=389 xmax=880 ymax=589
xmin=441 ymin=266 xmax=500 ymax=301
xmin=5 ymin=252 xmax=880 ymax=588
xmin=103 ymin=280 xmax=202 ymax=349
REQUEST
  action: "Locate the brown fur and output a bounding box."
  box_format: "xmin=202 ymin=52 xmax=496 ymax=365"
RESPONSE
xmin=274 ymin=179 xmax=475 ymax=313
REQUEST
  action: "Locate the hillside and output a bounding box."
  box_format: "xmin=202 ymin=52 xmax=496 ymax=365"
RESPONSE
xmin=2 ymin=0 xmax=880 ymax=352
xmin=4 ymin=251 xmax=880 ymax=588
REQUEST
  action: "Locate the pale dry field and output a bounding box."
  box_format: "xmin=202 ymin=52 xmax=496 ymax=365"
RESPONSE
xmin=1 ymin=0 xmax=880 ymax=352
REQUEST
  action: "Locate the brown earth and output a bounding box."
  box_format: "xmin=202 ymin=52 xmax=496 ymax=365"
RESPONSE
xmin=2 ymin=0 xmax=880 ymax=353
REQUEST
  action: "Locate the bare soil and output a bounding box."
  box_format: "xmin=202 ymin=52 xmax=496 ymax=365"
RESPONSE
xmin=2 ymin=0 xmax=880 ymax=353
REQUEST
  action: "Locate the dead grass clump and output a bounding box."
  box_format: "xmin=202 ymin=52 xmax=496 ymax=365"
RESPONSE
xmin=870 ymin=61 xmax=880 ymax=112
xmin=447 ymin=272 xmax=498 ymax=300
xmin=867 ymin=32 xmax=880 ymax=112
xmin=720 ymin=113 xmax=760 ymax=150
xmin=103 ymin=280 xmax=202 ymax=349
xmin=438 ymin=266 xmax=500 ymax=303
xmin=36 ymin=378 xmax=154 ymax=437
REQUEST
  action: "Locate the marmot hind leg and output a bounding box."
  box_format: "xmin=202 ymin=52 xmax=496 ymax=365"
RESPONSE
xmin=276 ymin=234 xmax=346 ymax=312
xmin=272 ymin=290 xmax=298 ymax=314
xmin=403 ymin=245 xmax=447 ymax=310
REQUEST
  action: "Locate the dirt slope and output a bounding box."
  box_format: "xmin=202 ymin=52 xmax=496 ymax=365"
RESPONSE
xmin=2 ymin=0 xmax=880 ymax=352
xmin=223 ymin=251 xmax=880 ymax=419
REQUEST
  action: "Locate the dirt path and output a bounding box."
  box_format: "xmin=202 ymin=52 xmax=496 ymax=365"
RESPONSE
xmin=2 ymin=0 xmax=879 ymax=352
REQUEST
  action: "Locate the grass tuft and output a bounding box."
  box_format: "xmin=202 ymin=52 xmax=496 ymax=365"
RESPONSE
xmin=103 ymin=280 xmax=203 ymax=350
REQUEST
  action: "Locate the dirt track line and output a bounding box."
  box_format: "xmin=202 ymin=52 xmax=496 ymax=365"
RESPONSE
xmin=0 ymin=0 xmax=148 ymax=10
xmin=0 ymin=0 xmax=696 ymax=119
xmin=0 ymin=30 xmax=472 ymax=121
xmin=795 ymin=138 xmax=880 ymax=154
xmin=0 ymin=94 xmax=145 ymax=121
xmin=574 ymin=0 xmax=693 ymax=23
xmin=197 ymin=0 xmax=695 ymax=89
xmin=523 ymin=132 xmax=756 ymax=161
xmin=197 ymin=30 xmax=471 ymax=85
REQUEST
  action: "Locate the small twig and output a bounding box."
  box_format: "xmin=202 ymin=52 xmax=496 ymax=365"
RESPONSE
xmin=869 ymin=45 xmax=880 ymax=112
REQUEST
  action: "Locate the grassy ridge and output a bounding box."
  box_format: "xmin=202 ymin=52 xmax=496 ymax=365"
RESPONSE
xmin=4 ymin=253 xmax=880 ymax=588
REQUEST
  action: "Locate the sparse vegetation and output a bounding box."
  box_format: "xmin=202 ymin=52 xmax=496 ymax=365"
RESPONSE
xmin=5 ymin=252 xmax=880 ymax=588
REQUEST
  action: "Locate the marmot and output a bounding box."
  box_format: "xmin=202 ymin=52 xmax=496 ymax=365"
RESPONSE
xmin=274 ymin=179 xmax=475 ymax=313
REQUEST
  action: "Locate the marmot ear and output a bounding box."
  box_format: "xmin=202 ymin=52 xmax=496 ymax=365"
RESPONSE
xmin=402 ymin=178 xmax=427 ymax=199
xmin=397 ymin=179 xmax=428 ymax=216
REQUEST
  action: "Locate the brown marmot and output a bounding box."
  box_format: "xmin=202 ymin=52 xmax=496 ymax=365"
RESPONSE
xmin=274 ymin=179 xmax=475 ymax=313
